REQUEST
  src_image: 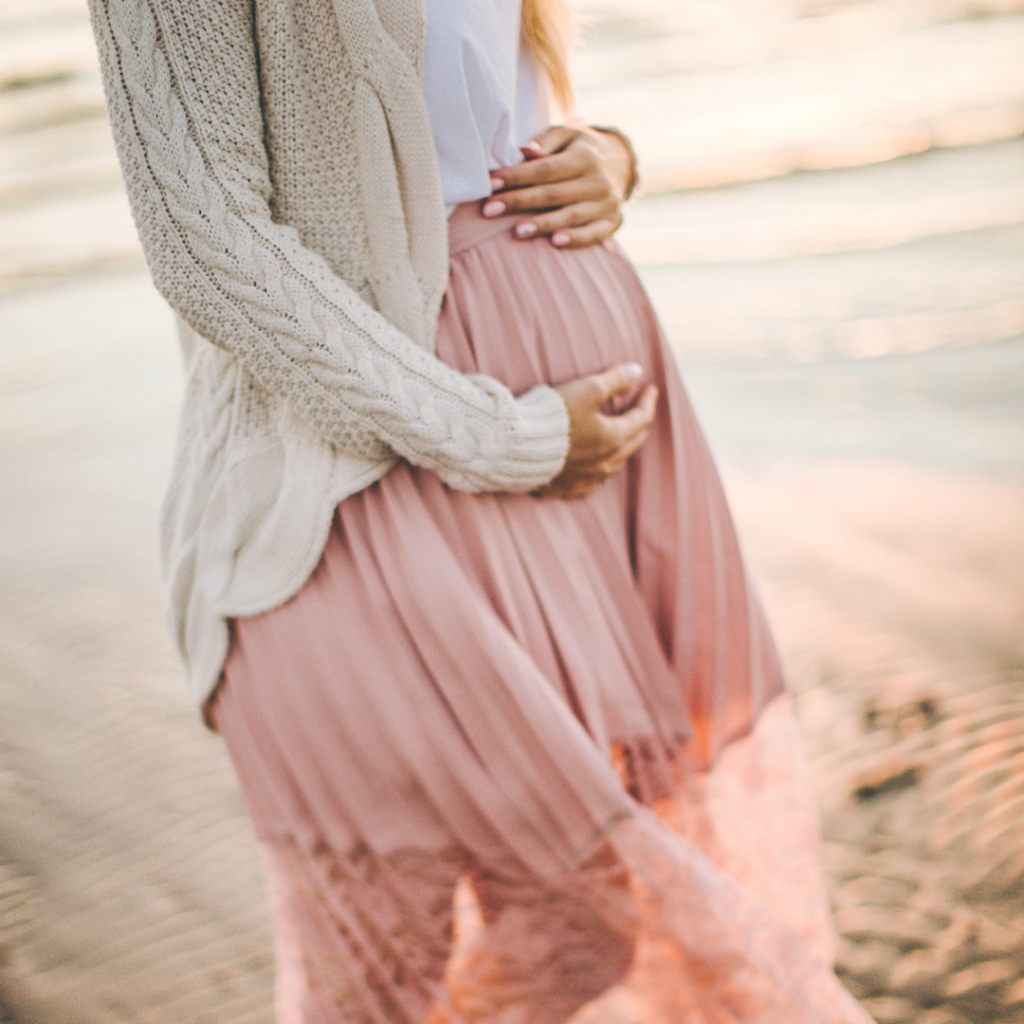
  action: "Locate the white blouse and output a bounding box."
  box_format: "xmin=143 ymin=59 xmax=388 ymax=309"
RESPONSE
xmin=423 ymin=0 xmax=550 ymax=212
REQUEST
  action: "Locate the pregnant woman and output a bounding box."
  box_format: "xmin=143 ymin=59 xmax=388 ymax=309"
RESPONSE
xmin=89 ymin=0 xmax=873 ymax=1021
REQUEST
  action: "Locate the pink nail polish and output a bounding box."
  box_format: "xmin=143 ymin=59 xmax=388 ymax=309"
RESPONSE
xmin=522 ymin=140 xmax=543 ymax=154
xmin=515 ymin=222 xmax=537 ymax=238
xmin=482 ymin=200 xmax=505 ymax=218
xmin=489 ymin=177 xmax=505 ymax=191
xmin=552 ymin=231 xmax=570 ymax=247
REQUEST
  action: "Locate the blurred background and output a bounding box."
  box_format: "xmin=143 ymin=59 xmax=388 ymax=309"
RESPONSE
xmin=1 ymin=0 xmax=1023 ymax=1021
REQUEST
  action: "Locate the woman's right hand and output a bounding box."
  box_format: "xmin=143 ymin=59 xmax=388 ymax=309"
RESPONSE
xmin=538 ymin=363 xmax=659 ymax=499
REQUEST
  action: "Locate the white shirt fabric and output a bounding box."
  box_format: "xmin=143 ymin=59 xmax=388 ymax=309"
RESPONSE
xmin=423 ymin=0 xmax=550 ymax=212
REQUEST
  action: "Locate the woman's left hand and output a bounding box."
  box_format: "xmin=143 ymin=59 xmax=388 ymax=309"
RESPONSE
xmin=483 ymin=125 xmax=636 ymax=249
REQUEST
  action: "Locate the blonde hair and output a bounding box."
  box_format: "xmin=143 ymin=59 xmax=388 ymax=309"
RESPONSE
xmin=521 ymin=0 xmax=574 ymax=115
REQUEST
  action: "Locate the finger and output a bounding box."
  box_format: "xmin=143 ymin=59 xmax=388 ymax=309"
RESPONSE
xmin=602 ymin=409 xmax=657 ymax=470
xmin=492 ymin=180 xmax=601 ymax=219
xmin=548 ymin=216 xmax=622 ymax=249
xmin=605 ymin=423 xmax=653 ymax=469
xmin=624 ymin=383 xmax=660 ymax=427
xmin=492 ymin=153 xmax=574 ymax=191
xmin=522 ymin=125 xmax=579 ymax=158
xmin=491 ymin=148 xmax=591 ymax=191
xmin=587 ymin=363 xmax=645 ymax=408
xmin=510 ymin=202 xmax=614 ymax=240
xmin=633 ymin=382 xmax=660 ymax=419
xmin=602 ymin=384 xmax=659 ymax=441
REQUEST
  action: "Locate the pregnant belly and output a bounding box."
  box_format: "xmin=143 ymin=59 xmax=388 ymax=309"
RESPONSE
xmin=438 ymin=205 xmax=656 ymax=396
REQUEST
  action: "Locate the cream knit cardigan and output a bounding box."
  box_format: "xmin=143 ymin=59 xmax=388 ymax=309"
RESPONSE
xmin=88 ymin=0 xmax=571 ymax=708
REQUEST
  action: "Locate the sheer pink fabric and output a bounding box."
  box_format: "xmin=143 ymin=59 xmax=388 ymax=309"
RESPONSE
xmin=213 ymin=204 xmax=874 ymax=1024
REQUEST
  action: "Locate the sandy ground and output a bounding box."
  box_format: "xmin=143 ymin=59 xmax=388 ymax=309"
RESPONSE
xmin=1 ymin=0 xmax=1023 ymax=1021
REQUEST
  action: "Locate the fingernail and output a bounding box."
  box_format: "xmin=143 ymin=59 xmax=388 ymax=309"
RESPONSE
xmin=522 ymin=140 xmax=543 ymax=154
xmin=515 ymin=222 xmax=537 ymax=238
xmin=489 ymin=177 xmax=505 ymax=191
xmin=551 ymin=232 xmax=571 ymax=247
xmin=625 ymin=362 xmax=643 ymax=380
xmin=482 ymin=200 xmax=506 ymax=218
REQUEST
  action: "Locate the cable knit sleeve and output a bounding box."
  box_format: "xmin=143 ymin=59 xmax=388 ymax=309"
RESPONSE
xmin=88 ymin=0 xmax=569 ymax=493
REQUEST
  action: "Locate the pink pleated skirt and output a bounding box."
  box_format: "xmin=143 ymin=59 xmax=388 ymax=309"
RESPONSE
xmin=212 ymin=205 xmax=873 ymax=1024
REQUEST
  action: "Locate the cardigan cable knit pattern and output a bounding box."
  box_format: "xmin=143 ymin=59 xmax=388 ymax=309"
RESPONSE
xmin=88 ymin=0 xmax=570 ymax=707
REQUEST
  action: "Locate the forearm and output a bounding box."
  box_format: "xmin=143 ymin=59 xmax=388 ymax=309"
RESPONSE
xmin=90 ymin=0 xmax=569 ymax=492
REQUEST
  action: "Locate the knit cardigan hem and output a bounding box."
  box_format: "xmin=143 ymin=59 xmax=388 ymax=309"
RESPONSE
xmin=195 ymin=458 xmax=393 ymax=713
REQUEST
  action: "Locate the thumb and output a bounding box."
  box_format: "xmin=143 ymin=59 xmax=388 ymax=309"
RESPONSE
xmin=590 ymin=362 xmax=644 ymax=404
